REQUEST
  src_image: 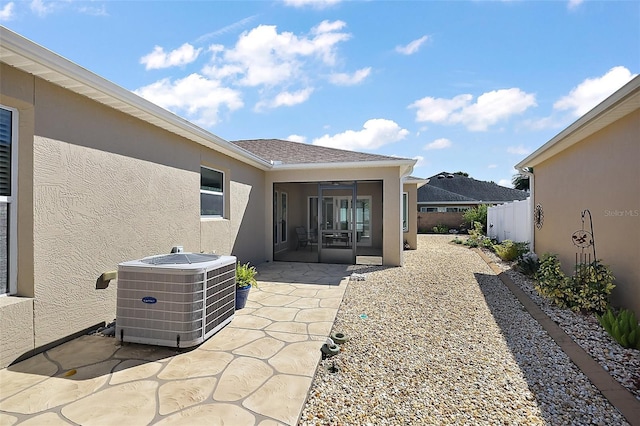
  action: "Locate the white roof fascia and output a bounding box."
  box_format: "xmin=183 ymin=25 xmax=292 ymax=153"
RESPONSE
xmin=403 ymin=177 xmax=430 ymax=188
xmin=516 ymin=76 xmax=640 ymax=171
xmin=271 ymin=159 xmax=416 ymax=172
xmin=0 ymin=26 xmax=272 ymax=171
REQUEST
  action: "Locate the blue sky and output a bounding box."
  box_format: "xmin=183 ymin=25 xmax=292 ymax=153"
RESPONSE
xmin=1 ymin=0 xmax=638 ymax=186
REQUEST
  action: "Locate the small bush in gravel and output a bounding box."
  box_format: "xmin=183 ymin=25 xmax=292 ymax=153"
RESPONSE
xmin=535 ymin=254 xmax=615 ymax=314
xmin=516 ymin=252 xmax=539 ymax=276
xmin=598 ymin=308 xmax=640 ymax=350
xmin=432 ymin=224 xmax=449 ymax=234
xmin=535 ymin=253 xmax=572 ymax=308
xmin=494 ymin=240 xmax=529 ymax=261
xmin=571 ymin=260 xmax=615 ymax=314
xmin=464 ymin=222 xmax=494 ymax=249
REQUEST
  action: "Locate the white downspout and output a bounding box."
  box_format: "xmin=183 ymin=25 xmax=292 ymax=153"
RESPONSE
xmin=517 ymin=167 xmax=535 ymax=253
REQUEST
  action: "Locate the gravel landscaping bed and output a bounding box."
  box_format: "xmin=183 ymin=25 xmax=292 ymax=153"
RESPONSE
xmin=480 ymin=246 xmax=640 ymax=402
xmin=300 ymin=235 xmax=631 ymax=425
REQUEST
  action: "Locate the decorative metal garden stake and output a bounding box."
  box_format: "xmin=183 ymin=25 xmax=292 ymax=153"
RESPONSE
xmin=572 ymin=209 xmax=597 ymax=277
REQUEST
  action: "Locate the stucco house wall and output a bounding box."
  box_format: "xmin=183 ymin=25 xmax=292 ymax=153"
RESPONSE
xmin=533 ymin=109 xmax=639 ymax=313
xmin=1 ymin=63 xmax=267 ymax=364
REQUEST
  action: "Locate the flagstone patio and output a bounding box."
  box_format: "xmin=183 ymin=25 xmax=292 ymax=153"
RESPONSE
xmin=0 ymin=262 xmax=355 ymax=426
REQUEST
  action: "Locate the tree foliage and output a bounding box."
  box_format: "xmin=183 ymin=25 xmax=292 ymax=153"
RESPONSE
xmin=463 ymin=204 xmax=488 ymax=230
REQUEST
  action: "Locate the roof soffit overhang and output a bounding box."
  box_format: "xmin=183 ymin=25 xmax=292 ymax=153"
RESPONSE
xmin=270 ymin=159 xmax=416 ymax=175
xmin=0 ymin=26 xmax=272 ymax=171
xmin=516 ymin=76 xmax=640 ymax=171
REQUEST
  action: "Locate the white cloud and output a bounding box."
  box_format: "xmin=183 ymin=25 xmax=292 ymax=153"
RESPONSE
xmin=424 ymin=138 xmax=452 ymax=150
xmin=0 ymin=2 xmax=14 ymax=21
xmin=30 ymin=0 xmax=55 ymax=17
xmin=136 ymin=19 xmax=356 ymax=123
xmin=498 ymin=179 xmax=513 ymax=188
xmin=140 ymin=43 xmax=202 ymax=70
xmin=312 ymin=119 xmax=409 ymax=151
xmin=329 ymin=67 xmax=371 ymax=86
xmin=488 ymin=164 xmax=498 ymax=169
xmin=395 ymin=35 xmax=430 ymax=55
xmin=134 ymin=74 xmax=243 ymax=127
xmin=412 ymin=155 xmax=426 ymax=168
xmin=554 ymin=66 xmax=637 ymax=117
xmin=568 ymin=0 xmax=583 ymax=10
xmin=287 ymin=134 xmax=307 ymax=143
xmin=507 ymin=145 xmax=531 ymax=155
xmin=78 ymin=4 xmax=108 ymax=17
xmin=283 ymin=0 xmax=341 ymax=9
xmin=255 ymin=88 xmax=314 ymax=111
xmin=196 ymin=15 xmax=258 ymax=43
xmin=410 ymin=88 xmax=537 ymax=131
xmin=204 ymin=21 xmax=351 ymax=88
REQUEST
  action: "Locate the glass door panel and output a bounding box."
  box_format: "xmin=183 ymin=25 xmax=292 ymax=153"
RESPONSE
xmin=318 ymin=185 xmax=355 ymax=264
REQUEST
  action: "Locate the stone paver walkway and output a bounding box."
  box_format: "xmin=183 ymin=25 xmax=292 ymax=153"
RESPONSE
xmin=0 ymin=262 xmax=353 ymax=426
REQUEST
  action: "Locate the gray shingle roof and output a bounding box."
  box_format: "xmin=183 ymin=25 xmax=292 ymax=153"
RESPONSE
xmin=419 ymin=185 xmax=477 ymax=202
xmin=231 ymin=139 xmax=411 ymax=165
xmin=418 ymin=172 xmax=529 ymax=203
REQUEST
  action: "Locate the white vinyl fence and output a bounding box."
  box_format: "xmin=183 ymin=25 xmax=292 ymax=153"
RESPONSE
xmin=487 ymin=197 xmax=532 ymax=244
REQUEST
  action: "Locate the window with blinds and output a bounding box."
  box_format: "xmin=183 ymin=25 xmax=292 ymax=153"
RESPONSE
xmin=0 ymin=108 xmax=10 ymax=197
xmin=0 ymin=107 xmax=12 ymax=294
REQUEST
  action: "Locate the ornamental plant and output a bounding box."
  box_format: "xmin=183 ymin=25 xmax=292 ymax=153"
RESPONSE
xmin=534 ymin=254 xmax=615 ymax=314
xmin=516 ymin=252 xmax=539 ymax=276
xmin=598 ymin=308 xmax=640 ymax=350
xmin=534 ymin=253 xmax=571 ymax=308
xmin=494 ymin=240 xmax=530 ymax=261
xmin=432 ymin=224 xmax=449 ymax=234
xmin=236 ymin=262 xmax=258 ymax=289
xmin=572 ymin=260 xmax=615 ymax=314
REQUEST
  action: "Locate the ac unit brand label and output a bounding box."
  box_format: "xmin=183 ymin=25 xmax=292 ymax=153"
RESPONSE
xmin=142 ymin=297 xmax=157 ymax=304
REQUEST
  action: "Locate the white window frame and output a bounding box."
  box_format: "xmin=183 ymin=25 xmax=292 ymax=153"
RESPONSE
xmin=0 ymin=105 xmax=18 ymax=296
xmin=280 ymin=191 xmax=288 ymax=244
xmin=200 ymin=166 xmax=224 ymax=218
xmin=402 ymin=192 xmax=408 ymax=232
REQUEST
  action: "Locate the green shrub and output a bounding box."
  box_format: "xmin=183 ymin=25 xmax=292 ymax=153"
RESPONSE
xmin=463 ymin=204 xmax=488 ymax=231
xmin=516 ymin=252 xmax=539 ymax=276
xmin=534 ymin=254 xmax=615 ymax=314
xmin=598 ymin=308 xmax=640 ymax=350
xmin=494 ymin=240 xmax=530 ymax=261
xmin=572 ymin=260 xmax=615 ymax=314
xmin=534 ymin=253 xmax=571 ymax=308
xmin=452 ymin=237 xmax=464 ymax=245
xmin=463 ymin=222 xmax=494 ymax=249
xmin=432 ymin=224 xmax=449 ymax=234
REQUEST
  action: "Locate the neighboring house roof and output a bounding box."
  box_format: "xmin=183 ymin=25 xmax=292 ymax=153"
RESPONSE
xmin=232 ymin=139 xmax=415 ymax=174
xmin=419 ymin=185 xmax=476 ymax=203
xmin=418 ymin=172 xmax=529 ymax=205
xmin=516 ymin=75 xmax=640 ymax=170
xmin=0 ymin=27 xmax=415 ymax=176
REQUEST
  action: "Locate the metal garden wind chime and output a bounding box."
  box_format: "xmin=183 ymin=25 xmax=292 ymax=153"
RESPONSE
xmin=571 ymin=209 xmax=597 ymax=278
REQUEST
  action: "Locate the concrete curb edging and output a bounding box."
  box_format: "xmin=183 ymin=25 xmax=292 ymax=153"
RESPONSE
xmin=474 ymin=248 xmax=640 ymax=426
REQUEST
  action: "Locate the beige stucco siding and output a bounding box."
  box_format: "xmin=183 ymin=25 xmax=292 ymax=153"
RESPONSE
xmin=1 ymin=66 xmax=266 ymax=358
xmin=533 ymin=109 xmax=640 ymax=313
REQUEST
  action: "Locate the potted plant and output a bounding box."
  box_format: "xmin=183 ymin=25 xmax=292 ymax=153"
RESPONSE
xmin=235 ymin=261 xmax=258 ymax=310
